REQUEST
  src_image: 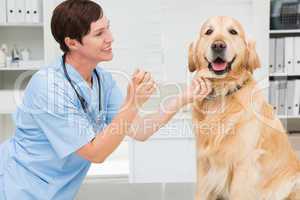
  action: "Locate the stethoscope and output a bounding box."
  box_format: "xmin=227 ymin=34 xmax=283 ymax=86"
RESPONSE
xmin=62 ymin=54 xmax=102 ymax=114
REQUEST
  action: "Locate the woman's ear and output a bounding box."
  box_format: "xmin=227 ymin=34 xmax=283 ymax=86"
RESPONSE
xmin=246 ymin=39 xmax=261 ymax=73
xmin=188 ymin=42 xmax=196 ymax=72
xmin=64 ymin=37 xmax=80 ymax=51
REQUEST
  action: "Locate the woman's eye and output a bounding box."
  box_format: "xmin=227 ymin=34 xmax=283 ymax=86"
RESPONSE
xmin=205 ymin=29 xmax=213 ymax=35
xmin=96 ymin=32 xmax=103 ymax=36
xmin=229 ymin=29 xmax=238 ymax=35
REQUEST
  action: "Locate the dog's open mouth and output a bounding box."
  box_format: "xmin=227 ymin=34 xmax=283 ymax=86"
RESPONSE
xmin=207 ymin=56 xmax=236 ymax=75
xmin=212 ymin=57 xmax=227 ymax=71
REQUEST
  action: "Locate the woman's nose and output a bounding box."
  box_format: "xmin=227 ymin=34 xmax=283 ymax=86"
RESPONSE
xmin=105 ymin=30 xmax=114 ymax=43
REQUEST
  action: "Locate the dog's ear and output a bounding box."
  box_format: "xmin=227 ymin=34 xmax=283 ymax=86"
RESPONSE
xmin=246 ymin=39 xmax=261 ymax=73
xmin=188 ymin=42 xmax=196 ymax=72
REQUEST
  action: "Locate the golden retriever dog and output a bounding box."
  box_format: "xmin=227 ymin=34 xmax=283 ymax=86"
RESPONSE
xmin=188 ymin=16 xmax=300 ymax=200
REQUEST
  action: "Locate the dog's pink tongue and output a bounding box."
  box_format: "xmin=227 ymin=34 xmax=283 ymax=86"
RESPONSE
xmin=212 ymin=63 xmax=227 ymax=71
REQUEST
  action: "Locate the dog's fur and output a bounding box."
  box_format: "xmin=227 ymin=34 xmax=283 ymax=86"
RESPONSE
xmin=189 ymin=16 xmax=300 ymax=200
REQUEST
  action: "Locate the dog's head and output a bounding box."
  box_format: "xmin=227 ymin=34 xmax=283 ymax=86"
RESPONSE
xmin=188 ymin=16 xmax=260 ymax=92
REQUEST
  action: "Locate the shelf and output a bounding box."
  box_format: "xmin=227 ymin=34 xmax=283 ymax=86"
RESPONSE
xmin=86 ymin=140 xmax=129 ymax=180
xmin=0 ymin=23 xmax=43 ymax=27
xmin=270 ymin=29 xmax=300 ymax=34
xmin=0 ymin=109 xmax=15 ymax=114
xmin=269 ymin=73 xmax=300 ymax=77
xmin=278 ymin=115 xmax=300 ymax=119
xmin=269 ymin=73 xmax=288 ymax=77
xmin=87 ymin=160 xmax=129 ymax=178
xmin=0 ymin=60 xmax=44 ymax=71
xmin=0 ymin=67 xmax=40 ymax=71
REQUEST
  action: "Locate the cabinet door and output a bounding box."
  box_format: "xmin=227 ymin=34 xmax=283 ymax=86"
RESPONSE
xmin=129 ymin=118 xmax=195 ymax=183
xmin=129 ymin=136 xmax=196 ymax=183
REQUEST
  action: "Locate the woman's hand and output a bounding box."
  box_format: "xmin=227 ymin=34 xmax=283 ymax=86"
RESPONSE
xmin=180 ymin=76 xmax=212 ymax=105
xmin=125 ymin=69 xmax=156 ymax=109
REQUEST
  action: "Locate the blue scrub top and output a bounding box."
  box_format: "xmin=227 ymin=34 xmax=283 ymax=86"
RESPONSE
xmin=0 ymin=57 xmax=124 ymax=200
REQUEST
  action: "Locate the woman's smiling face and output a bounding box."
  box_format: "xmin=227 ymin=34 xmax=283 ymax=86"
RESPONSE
xmin=78 ymin=16 xmax=114 ymax=63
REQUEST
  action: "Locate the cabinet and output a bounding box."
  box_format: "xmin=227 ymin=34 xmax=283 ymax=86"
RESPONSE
xmin=0 ymin=0 xmax=45 ymax=142
xmin=0 ymin=0 xmax=65 ymax=142
xmin=129 ymin=114 xmax=196 ymax=183
xmin=268 ymin=28 xmax=300 ymax=132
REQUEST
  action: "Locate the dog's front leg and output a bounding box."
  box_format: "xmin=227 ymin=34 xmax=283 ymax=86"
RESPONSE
xmin=195 ymin=174 xmax=220 ymax=200
xmin=229 ymin=160 xmax=261 ymax=200
xmin=195 ymin=189 xmax=218 ymax=200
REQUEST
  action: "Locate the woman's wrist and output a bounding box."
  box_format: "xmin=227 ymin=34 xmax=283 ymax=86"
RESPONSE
xmin=121 ymin=99 xmax=139 ymax=114
xmin=177 ymin=93 xmax=192 ymax=107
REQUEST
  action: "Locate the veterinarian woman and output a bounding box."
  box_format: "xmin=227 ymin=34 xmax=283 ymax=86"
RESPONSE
xmin=0 ymin=0 xmax=211 ymax=199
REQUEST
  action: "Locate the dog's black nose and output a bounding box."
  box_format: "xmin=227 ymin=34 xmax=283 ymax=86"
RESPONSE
xmin=211 ymin=41 xmax=227 ymax=53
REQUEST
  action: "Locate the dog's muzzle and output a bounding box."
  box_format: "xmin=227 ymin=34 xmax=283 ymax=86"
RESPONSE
xmin=206 ymin=56 xmax=236 ymax=75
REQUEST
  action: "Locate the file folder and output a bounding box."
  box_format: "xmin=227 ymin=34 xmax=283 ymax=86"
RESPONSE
xmin=7 ymin=0 xmax=16 ymax=23
xmin=295 ymin=37 xmax=300 ymax=75
xmin=275 ymin=38 xmax=285 ymax=73
xmin=15 ymin=0 xmax=25 ymax=23
xmin=287 ymin=80 xmax=295 ymax=116
xmin=0 ymin=0 xmax=6 ymax=24
xmin=283 ymin=80 xmax=288 ymax=115
xmin=31 ymin=0 xmax=42 ymax=23
xmin=272 ymin=81 xmax=280 ymax=114
xmin=269 ymin=81 xmax=278 ymax=113
xmin=294 ymin=80 xmax=300 ymax=116
xmin=25 ymin=0 xmax=31 ymax=23
xmin=269 ymin=38 xmax=276 ymax=74
xmin=285 ymin=37 xmax=294 ymax=75
xmin=278 ymin=80 xmax=287 ymax=115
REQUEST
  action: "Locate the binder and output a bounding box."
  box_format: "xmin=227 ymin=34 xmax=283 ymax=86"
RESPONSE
xmin=293 ymin=80 xmax=300 ymax=116
xmin=0 ymin=0 xmax=6 ymax=24
xmin=25 ymin=0 xmax=31 ymax=23
xmin=269 ymin=81 xmax=278 ymax=113
xmin=278 ymin=80 xmax=287 ymax=115
xmin=294 ymin=37 xmax=300 ymax=75
xmin=282 ymin=80 xmax=288 ymax=115
xmin=7 ymin=0 xmax=16 ymax=23
xmin=272 ymin=81 xmax=280 ymax=114
xmin=15 ymin=0 xmax=25 ymax=23
xmin=269 ymin=38 xmax=276 ymax=74
xmin=285 ymin=37 xmax=294 ymax=75
xmin=275 ymin=38 xmax=285 ymax=73
xmin=31 ymin=0 xmax=42 ymax=23
xmin=287 ymin=80 xmax=295 ymax=116
xmin=276 ymin=81 xmax=280 ymax=114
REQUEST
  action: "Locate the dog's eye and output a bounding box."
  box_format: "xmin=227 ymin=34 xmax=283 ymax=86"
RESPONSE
xmin=205 ymin=29 xmax=213 ymax=35
xmin=229 ymin=29 xmax=238 ymax=35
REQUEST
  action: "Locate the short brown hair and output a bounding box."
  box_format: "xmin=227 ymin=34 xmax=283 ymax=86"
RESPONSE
xmin=51 ymin=0 xmax=103 ymax=53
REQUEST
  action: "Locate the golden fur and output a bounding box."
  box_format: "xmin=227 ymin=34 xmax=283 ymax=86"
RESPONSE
xmin=189 ymin=16 xmax=300 ymax=200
